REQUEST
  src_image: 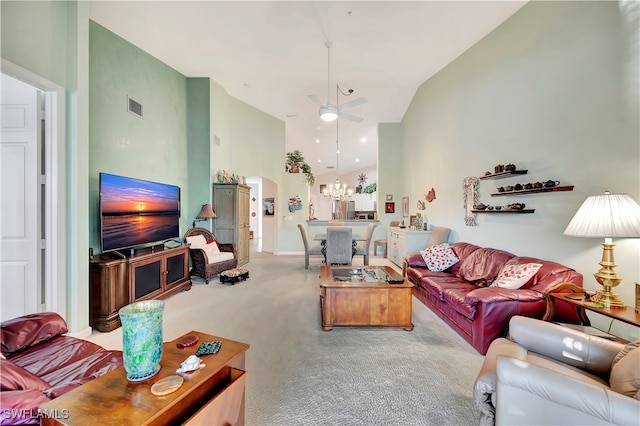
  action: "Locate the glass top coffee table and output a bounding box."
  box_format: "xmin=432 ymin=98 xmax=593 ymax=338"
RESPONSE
xmin=319 ymin=265 xmax=414 ymax=331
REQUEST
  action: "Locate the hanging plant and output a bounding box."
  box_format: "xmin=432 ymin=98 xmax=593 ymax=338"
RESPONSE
xmin=363 ymin=182 xmax=377 ymax=194
xmin=285 ymin=150 xmax=314 ymax=185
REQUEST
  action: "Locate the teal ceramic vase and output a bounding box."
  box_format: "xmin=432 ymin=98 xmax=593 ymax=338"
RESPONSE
xmin=119 ymin=300 xmax=164 ymax=382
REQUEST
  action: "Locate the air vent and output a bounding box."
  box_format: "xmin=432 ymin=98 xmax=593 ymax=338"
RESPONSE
xmin=326 ymin=166 xmax=334 ymax=169
xmin=127 ymin=96 xmax=143 ymax=118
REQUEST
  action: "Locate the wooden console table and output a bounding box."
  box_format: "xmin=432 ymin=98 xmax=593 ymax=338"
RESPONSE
xmin=40 ymin=331 xmax=249 ymax=425
xmin=544 ymin=282 xmax=640 ymax=329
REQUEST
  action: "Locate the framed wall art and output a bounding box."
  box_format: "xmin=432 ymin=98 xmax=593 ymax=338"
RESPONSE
xmin=402 ymin=197 xmax=409 ymax=217
xmin=385 ymin=202 xmax=395 ymax=214
xmin=263 ymin=198 xmax=275 ymax=216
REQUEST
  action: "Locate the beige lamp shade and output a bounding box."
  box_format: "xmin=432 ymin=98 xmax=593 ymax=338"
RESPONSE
xmin=564 ymin=192 xmax=640 ymax=238
xmin=196 ymin=204 xmax=217 ymax=220
xmin=564 ymin=191 xmax=640 ymax=308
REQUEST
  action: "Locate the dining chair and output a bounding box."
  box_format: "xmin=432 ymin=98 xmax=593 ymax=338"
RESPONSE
xmin=373 ymin=221 xmax=400 ymax=257
xmin=353 ymin=223 xmax=377 ymax=265
xmin=427 ymin=226 xmax=451 ymax=246
xmin=325 ymin=226 xmax=353 ymax=265
xmin=297 ymin=224 xmax=323 ymax=269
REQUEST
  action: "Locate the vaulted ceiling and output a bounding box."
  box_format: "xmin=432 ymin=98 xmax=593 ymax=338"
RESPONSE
xmin=89 ymin=1 xmax=527 ymax=174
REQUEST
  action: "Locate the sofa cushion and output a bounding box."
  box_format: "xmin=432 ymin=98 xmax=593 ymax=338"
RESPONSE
xmin=186 ymin=234 xmax=207 ymax=249
xmin=610 ymin=342 xmax=640 ymax=399
xmin=1 ymin=312 xmax=68 ymax=355
xmin=205 ymin=251 xmax=235 ymax=264
xmin=491 ymin=263 xmax=543 ymax=289
xmin=420 ymin=243 xmax=459 ymax=272
xmin=456 ymin=248 xmax=515 ymax=285
xmin=419 ymin=275 xmax=477 ymax=301
xmin=448 ymin=242 xmax=481 ymax=275
xmin=503 ymin=256 xmax=573 ymax=289
xmin=0 ymin=359 xmax=50 ymax=391
xmin=201 ymin=241 xmax=221 ymax=262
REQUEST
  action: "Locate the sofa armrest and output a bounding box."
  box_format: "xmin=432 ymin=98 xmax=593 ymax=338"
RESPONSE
xmin=1 ymin=312 xmax=68 ymax=355
xmin=0 ymin=390 xmax=52 ymax=425
xmin=404 ymin=253 xmax=426 ymax=268
xmin=508 ymin=316 xmax=624 ymax=376
xmin=496 ymin=356 xmax=640 ymax=426
xmin=218 ymin=243 xmax=236 ymax=256
xmin=474 ymin=338 xmax=528 ymax=426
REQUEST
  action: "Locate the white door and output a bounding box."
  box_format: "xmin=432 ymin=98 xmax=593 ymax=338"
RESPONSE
xmin=1 ymin=73 xmax=42 ymax=321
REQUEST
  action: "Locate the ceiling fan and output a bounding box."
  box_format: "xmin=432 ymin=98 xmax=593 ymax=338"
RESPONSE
xmin=307 ymin=41 xmax=367 ymax=123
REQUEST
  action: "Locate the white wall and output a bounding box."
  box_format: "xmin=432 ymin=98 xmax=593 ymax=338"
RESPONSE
xmin=397 ymin=1 xmax=639 ymax=339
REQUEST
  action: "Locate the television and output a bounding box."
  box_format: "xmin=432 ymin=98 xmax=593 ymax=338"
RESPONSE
xmin=100 ymin=172 xmax=180 ymax=253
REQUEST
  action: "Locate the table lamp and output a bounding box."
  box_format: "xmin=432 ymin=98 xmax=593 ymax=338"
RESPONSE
xmin=192 ymin=204 xmax=217 ymax=228
xmin=564 ymin=191 xmax=640 ymax=308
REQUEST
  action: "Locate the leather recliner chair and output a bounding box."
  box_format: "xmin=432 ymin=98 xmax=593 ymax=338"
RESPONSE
xmin=474 ymin=315 xmax=639 ymax=426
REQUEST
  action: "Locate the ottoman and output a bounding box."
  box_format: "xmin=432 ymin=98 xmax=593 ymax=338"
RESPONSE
xmin=220 ymin=268 xmax=249 ymax=285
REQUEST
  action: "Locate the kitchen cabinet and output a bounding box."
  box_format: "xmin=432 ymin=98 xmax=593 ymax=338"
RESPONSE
xmin=387 ymin=227 xmax=432 ymax=268
xmin=354 ymin=193 xmax=376 ymax=211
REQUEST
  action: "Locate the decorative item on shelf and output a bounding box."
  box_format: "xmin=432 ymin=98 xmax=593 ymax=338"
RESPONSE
xmin=192 ymin=204 xmax=217 ymax=228
xmin=564 ymin=191 xmax=640 ymax=308
xmin=414 ymin=212 xmax=424 ymax=230
xmin=544 ymin=180 xmax=560 ymax=187
xmin=119 ymin=300 xmax=164 ymax=382
xmin=176 ymin=355 xmax=205 ymax=374
xmin=504 ymin=163 xmax=516 ymax=172
xmin=362 ymin=182 xmax=377 ymax=194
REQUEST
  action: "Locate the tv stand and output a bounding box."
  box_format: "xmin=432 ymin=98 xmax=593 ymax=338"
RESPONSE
xmin=89 ymin=244 xmax=192 ymax=332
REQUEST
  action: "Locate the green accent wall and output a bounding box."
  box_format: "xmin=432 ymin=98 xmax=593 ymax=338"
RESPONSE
xmin=187 ymin=78 xmax=212 ymax=228
xmin=89 ymin=21 xmax=190 ymax=252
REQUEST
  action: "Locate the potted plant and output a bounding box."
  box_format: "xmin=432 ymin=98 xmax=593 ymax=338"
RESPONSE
xmin=285 ymin=150 xmax=305 ymax=173
xmin=285 ymin=150 xmax=314 ymax=185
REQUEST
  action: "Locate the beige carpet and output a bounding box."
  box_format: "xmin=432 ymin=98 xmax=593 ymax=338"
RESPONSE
xmin=87 ymin=248 xmax=484 ymax=425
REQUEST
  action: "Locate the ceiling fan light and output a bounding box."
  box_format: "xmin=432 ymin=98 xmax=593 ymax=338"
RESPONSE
xmin=319 ymin=105 xmax=338 ymax=122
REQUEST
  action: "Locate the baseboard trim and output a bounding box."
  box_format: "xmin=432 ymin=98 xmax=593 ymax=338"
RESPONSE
xmin=66 ymin=326 xmax=92 ymax=339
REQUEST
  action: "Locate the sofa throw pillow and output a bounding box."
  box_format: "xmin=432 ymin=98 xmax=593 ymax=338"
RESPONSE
xmin=420 ymin=243 xmax=460 ymax=272
xmin=186 ymin=234 xmax=207 ymax=249
xmin=0 ymin=358 xmax=50 ymax=391
xmin=610 ymin=344 xmax=640 ymax=399
xmin=491 ymin=263 xmax=543 ymax=289
xmin=202 ymin=241 xmax=221 ymax=263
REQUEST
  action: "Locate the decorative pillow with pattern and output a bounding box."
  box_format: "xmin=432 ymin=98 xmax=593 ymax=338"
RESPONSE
xmin=491 ymin=263 xmax=543 ymax=289
xmin=420 ymin=243 xmax=460 ymax=272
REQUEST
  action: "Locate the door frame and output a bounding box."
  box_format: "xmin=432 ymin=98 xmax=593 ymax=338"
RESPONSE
xmin=1 ymin=58 xmax=66 ymax=317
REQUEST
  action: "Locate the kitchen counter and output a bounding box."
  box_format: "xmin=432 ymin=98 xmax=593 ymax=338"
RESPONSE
xmin=306 ymin=220 xmax=380 ymax=224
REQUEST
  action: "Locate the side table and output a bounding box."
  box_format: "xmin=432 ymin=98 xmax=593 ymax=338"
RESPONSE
xmin=544 ymin=282 xmax=640 ymax=339
xmin=40 ymin=331 xmax=249 ymax=425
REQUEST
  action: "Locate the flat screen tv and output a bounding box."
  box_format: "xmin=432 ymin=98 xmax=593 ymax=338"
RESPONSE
xmin=100 ymin=172 xmax=180 ymax=253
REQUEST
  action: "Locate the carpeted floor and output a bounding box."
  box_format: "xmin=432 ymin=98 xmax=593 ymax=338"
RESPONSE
xmin=87 ymin=249 xmax=484 ymax=426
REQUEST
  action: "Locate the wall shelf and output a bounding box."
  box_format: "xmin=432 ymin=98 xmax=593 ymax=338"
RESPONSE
xmin=490 ymin=185 xmax=574 ymax=197
xmin=479 ymin=170 xmax=528 ymax=180
xmin=472 ymin=209 xmax=535 ymax=214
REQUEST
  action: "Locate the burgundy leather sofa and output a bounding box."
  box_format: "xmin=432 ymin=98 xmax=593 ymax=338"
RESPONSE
xmin=404 ymin=242 xmax=583 ymax=354
xmin=1 ymin=312 xmax=122 ymax=425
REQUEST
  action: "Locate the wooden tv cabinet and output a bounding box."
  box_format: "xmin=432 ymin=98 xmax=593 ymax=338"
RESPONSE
xmin=40 ymin=331 xmax=249 ymax=425
xmin=89 ymin=244 xmax=192 ymax=332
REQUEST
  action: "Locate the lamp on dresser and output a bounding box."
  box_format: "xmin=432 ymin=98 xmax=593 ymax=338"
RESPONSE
xmin=564 ymin=191 xmax=640 ymax=308
xmin=192 ymin=204 xmax=217 ymax=228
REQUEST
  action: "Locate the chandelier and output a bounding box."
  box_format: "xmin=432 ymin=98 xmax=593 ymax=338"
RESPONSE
xmin=323 ymin=178 xmax=353 ymax=201
xmin=323 ymin=109 xmax=353 ymax=201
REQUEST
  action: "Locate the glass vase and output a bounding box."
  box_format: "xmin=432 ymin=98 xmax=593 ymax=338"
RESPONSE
xmin=119 ymin=300 xmax=164 ymax=382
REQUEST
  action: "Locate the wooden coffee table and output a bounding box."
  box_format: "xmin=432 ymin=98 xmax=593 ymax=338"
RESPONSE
xmin=320 ymin=265 xmax=414 ymax=331
xmin=40 ymin=331 xmax=249 ymax=425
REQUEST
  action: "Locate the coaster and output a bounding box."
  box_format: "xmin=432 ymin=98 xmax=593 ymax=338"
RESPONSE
xmin=176 ymin=334 xmax=199 ymax=348
xmin=151 ymin=375 xmax=184 ymax=396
